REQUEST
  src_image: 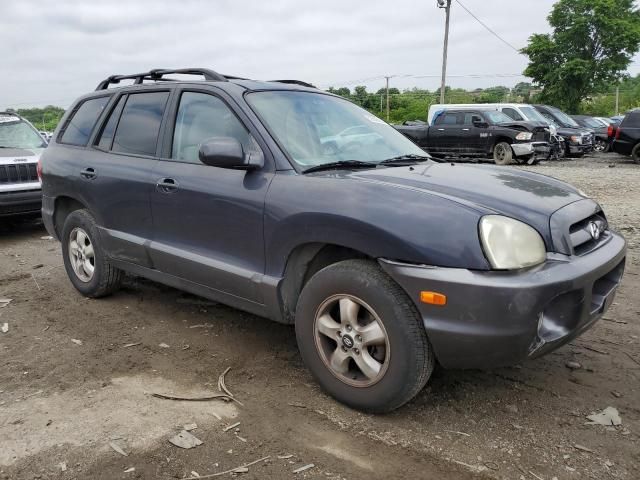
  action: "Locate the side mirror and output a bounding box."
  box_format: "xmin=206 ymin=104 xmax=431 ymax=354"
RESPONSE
xmin=198 ymin=137 xmax=264 ymax=170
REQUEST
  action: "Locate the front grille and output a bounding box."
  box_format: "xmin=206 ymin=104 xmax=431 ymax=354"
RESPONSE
xmin=533 ymin=128 xmax=550 ymax=142
xmin=569 ymin=212 xmax=608 ymax=256
xmin=582 ymin=134 xmax=593 ymax=145
xmin=0 ymin=163 xmax=39 ymax=184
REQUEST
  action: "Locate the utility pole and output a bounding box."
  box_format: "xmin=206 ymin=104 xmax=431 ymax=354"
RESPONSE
xmin=438 ymin=0 xmax=452 ymax=104
xmin=615 ymin=86 xmax=620 ymax=115
xmin=385 ymin=76 xmax=391 ymax=121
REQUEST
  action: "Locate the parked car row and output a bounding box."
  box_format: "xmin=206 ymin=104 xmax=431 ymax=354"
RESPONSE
xmin=395 ymin=103 xmax=604 ymax=165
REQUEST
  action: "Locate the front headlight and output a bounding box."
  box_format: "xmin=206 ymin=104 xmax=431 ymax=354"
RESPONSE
xmin=570 ymin=135 xmax=582 ymax=144
xmin=515 ymin=132 xmax=533 ymax=141
xmin=479 ymin=215 xmax=546 ymax=270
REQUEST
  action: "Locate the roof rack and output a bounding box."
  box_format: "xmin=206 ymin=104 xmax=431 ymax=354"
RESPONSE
xmin=269 ymin=79 xmax=317 ymax=89
xmin=95 ymin=68 xmax=228 ymax=90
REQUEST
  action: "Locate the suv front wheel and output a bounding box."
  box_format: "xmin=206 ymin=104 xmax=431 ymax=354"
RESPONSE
xmin=295 ymin=259 xmax=434 ymax=412
xmin=61 ymin=209 xmax=123 ymax=297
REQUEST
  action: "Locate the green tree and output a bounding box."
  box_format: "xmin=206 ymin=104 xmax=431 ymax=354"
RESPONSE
xmin=16 ymin=105 xmax=65 ymax=132
xmin=522 ymin=0 xmax=640 ymax=112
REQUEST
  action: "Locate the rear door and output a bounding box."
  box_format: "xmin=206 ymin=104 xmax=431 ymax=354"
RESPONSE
xmin=462 ymin=112 xmax=489 ymax=154
xmin=429 ymin=112 xmax=462 ymax=154
xmin=148 ymin=87 xmax=272 ymax=303
xmin=83 ymin=89 xmax=172 ymax=266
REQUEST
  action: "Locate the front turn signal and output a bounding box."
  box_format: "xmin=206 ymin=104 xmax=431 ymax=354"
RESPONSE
xmin=420 ymin=291 xmax=447 ymax=306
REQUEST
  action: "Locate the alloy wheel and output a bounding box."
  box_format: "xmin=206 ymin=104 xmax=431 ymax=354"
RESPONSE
xmin=68 ymin=227 xmax=95 ymax=282
xmin=313 ymin=294 xmax=390 ymax=387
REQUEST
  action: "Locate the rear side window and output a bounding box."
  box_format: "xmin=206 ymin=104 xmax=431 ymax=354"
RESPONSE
xmin=59 ymin=96 xmax=110 ymax=146
xmin=435 ymin=113 xmax=459 ymax=125
xmin=111 ymin=92 xmax=170 ymax=156
xmin=96 ymin=95 xmax=126 ymax=150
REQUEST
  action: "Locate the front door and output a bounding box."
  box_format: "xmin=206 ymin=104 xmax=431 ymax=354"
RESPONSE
xmin=149 ymin=89 xmax=272 ymax=303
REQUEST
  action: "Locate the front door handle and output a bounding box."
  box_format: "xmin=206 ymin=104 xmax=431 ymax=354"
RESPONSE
xmin=80 ymin=167 xmax=97 ymax=180
xmin=156 ymin=177 xmax=179 ymax=193
xmin=437 ymin=128 xmax=445 ymax=131
xmin=462 ymin=128 xmax=470 ymax=131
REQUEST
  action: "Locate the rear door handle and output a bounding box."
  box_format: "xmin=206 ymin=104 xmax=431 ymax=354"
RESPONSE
xmin=462 ymin=128 xmax=470 ymax=131
xmin=437 ymin=128 xmax=445 ymax=131
xmin=156 ymin=177 xmax=179 ymax=193
xmin=80 ymin=167 xmax=97 ymax=180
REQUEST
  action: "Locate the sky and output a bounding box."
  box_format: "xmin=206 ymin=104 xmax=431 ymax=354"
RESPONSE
xmin=1 ymin=0 xmax=639 ymax=109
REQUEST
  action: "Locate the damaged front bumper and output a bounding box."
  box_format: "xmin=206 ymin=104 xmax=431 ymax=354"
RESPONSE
xmin=511 ymin=142 xmax=551 ymax=162
xmin=379 ymin=232 xmax=626 ymax=369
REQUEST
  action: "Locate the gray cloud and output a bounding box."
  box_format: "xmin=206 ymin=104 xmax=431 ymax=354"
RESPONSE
xmin=1 ymin=0 xmax=638 ymax=108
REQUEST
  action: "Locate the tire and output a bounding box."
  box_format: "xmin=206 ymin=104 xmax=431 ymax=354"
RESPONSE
xmin=295 ymin=259 xmax=435 ymax=413
xmin=594 ymin=139 xmax=608 ymax=153
xmin=61 ymin=209 xmax=123 ymax=297
xmin=493 ymin=142 xmax=513 ymax=165
xmin=632 ymin=143 xmax=640 ymax=164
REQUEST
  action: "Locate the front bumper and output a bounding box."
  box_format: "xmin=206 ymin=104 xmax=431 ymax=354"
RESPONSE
xmin=379 ymin=232 xmax=626 ymax=369
xmin=511 ymin=141 xmax=550 ymax=158
xmin=567 ymin=142 xmax=593 ymax=154
xmin=0 ymin=188 xmax=42 ymax=216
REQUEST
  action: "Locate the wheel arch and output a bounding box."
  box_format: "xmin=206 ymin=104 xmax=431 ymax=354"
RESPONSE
xmin=53 ymin=196 xmax=88 ymax=238
xmin=278 ymin=242 xmax=372 ymax=324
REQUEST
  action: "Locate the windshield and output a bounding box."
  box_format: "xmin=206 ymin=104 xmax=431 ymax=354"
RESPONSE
xmin=484 ymin=111 xmax=514 ymax=124
xmin=550 ymin=107 xmax=580 ymax=128
xmin=246 ymin=91 xmax=427 ymax=168
xmin=0 ymin=117 xmax=47 ymax=149
xmin=519 ymin=106 xmax=548 ymax=123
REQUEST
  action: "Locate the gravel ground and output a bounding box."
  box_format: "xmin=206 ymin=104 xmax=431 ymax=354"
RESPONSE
xmin=0 ymin=152 xmax=638 ymax=480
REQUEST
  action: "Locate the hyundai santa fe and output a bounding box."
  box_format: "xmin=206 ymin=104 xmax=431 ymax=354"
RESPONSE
xmin=39 ymin=68 xmax=626 ymax=412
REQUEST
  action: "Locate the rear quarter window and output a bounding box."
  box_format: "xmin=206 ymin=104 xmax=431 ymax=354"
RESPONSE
xmin=59 ymin=96 xmax=110 ymax=146
xmin=622 ymin=112 xmax=640 ymax=128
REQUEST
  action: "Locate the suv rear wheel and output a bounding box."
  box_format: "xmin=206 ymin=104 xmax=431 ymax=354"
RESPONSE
xmin=61 ymin=209 xmax=123 ymax=297
xmin=295 ymin=259 xmax=434 ymax=412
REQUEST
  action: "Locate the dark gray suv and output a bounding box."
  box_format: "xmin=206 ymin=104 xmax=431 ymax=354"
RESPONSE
xmin=40 ymin=68 xmax=626 ymax=412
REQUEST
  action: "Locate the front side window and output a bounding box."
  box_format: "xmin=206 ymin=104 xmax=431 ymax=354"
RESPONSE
xmin=172 ymin=92 xmax=257 ymax=163
xmin=246 ymin=91 xmax=426 ymax=168
xmin=502 ymin=108 xmax=523 ymax=121
xmin=59 ymin=96 xmax=110 ymax=146
xmin=0 ymin=115 xmax=47 ymax=149
xmin=484 ymin=111 xmax=513 ymax=124
xmin=112 ymin=91 xmax=169 ymax=156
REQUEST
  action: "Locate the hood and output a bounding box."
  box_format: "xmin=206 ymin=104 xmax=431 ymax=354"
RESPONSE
xmin=329 ymin=162 xmax=585 ymax=243
xmin=0 ymin=147 xmax=42 ymax=164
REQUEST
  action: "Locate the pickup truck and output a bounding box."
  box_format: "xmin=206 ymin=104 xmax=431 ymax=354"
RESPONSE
xmin=394 ymin=109 xmax=551 ymax=165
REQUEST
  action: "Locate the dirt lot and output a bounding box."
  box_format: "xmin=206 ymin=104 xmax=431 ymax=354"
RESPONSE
xmin=1 ymin=152 xmax=638 ymax=480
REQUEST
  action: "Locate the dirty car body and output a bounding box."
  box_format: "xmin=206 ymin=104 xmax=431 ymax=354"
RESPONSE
xmin=40 ymin=68 xmax=626 ymax=411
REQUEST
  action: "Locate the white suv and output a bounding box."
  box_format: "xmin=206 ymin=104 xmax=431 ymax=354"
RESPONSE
xmin=0 ymin=112 xmax=47 ymax=216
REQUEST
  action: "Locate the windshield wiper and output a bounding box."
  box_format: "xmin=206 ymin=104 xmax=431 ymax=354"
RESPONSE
xmin=378 ymin=154 xmax=431 ymax=166
xmin=302 ymin=160 xmax=376 ymax=174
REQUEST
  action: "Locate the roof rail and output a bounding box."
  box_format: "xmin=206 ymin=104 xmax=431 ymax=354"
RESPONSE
xmin=95 ymin=68 xmax=228 ymax=90
xmin=269 ymin=79 xmax=317 ymax=89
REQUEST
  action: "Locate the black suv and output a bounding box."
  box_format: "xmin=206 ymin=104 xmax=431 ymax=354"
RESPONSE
xmin=612 ymin=109 xmax=640 ymax=163
xmin=40 ymin=68 xmax=626 ymax=412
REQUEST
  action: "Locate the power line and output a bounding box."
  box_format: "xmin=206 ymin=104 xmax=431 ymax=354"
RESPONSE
xmin=454 ymin=0 xmax=522 ymax=54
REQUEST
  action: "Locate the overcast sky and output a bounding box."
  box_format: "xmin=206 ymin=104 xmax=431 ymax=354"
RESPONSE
xmin=1 ymin=0 xmax=639 ymax=109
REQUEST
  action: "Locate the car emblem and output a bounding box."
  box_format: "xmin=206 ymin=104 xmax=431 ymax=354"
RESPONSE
xmin=341 ymin=335 xmax=354 ymax=349
xmin=589 ymin=221 xmax=601 ymax=240
xmin=13 ymin=158 xmax=28 ymax=163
